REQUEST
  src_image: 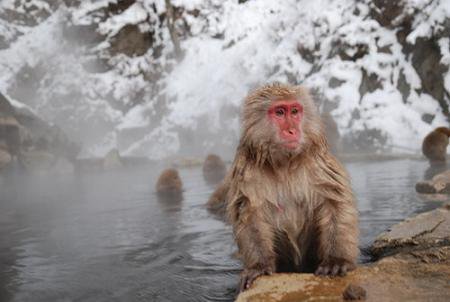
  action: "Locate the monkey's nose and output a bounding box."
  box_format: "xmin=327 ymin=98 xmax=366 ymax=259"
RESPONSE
xmin=283 ymin=129 xmax=298 ymax=138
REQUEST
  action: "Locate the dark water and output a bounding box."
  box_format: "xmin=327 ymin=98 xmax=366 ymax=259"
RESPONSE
xmin=0 ymin=159 xmax=444 ymax=302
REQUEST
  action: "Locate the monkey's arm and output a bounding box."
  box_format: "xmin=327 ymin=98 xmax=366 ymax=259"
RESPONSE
xmin=314 ymin=155 xmax=359 ymax=276
xmin=229 ymin=195 xmax=276 ymax=291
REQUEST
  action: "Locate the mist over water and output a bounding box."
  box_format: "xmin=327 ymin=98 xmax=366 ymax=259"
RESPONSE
xmin=0 ymin=159 xmax=442 ymax=301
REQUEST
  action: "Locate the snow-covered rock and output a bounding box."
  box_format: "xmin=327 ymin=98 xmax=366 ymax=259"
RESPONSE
xmin=0 ymin=0 xmax=449 ymax=159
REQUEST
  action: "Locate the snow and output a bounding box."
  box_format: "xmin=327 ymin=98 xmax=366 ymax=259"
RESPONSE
xmin=439 ymin=38 xmax=450 ymax=65
xmin=98 ymin=2 xmax=148 ymax=37
xmin=406 ymin=0 xmax=450 ymax=43
xmin=0 ymin=0 xmax=449 ymax=159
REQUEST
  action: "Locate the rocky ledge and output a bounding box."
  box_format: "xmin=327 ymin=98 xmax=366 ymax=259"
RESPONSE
xmin=236 ymin=205 xmax=450 ymax=302
xmin=370 ymin=205 xmax=450 ymax=259
xmin=1 ymin=92 xmax=80 ymax=173
xmin=416 ymin=170 xmax=450 ymax=194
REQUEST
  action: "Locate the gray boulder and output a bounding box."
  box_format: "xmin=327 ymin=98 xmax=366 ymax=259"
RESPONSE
xmin=370 ymin=206 xmax=450 ymax=259
xmin=416 ymin=170 xmax=450 ymax=194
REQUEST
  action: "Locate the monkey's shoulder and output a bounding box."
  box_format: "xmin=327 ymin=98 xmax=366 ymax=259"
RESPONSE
xmin=424 ymin=131 xmax=449 ymax=145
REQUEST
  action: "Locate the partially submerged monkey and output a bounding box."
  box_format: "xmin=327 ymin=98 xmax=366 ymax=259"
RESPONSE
xmin=202 ymin=154 xmax=227 ymax=185
xmin=208 ymin=83 xmax=359 ymax=291
xmin=156 ymin=168 xmax=183 ymax=200
xmin=422 ymin=127 xmax=450 ymax=163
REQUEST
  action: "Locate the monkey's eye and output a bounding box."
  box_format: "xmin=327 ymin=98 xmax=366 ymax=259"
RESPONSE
xmin=291 ymin=108 xmax=299 ymax=115
xmin=275 ymin=108 xmax=285 ymax=116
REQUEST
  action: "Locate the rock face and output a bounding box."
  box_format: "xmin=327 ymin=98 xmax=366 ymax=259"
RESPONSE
xmin=0 ymin=93 xmax=21 ymax=170
xmin=236 ymin=251 xmax=450 ymax=302
xmin=416 ymin=170 xmax=450 ymax=194
xmin=236 ymin=206 xmax=450 ymax=302
xmin=370 ymin=206 xmax=450 ymax=259
xmin=0 ymin=92 xmax=80 ymax=173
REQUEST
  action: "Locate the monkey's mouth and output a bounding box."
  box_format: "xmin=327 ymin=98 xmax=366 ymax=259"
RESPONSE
xmin=283 ymin=140 xmax=300 ymax=149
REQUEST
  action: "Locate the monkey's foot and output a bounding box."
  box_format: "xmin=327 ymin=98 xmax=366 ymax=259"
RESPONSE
xmin=315 ymin=258 xmax=355 ymax=276
xmin=240 ymin=267 xmax=273 ymax=292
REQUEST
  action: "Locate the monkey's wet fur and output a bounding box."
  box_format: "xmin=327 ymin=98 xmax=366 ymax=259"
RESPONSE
xmin=208 ymin=83 xmax=359 ymax=291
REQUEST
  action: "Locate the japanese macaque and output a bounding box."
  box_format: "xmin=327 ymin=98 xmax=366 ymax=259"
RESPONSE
xmin=203 ymin=154 xmax=226 ymax=185
xmin=208 ymin=83 xmax=359 ymax=291
xmin=422 ymin=127 xmax=450 ymax=163
xmin=156 ymin=168 xmax=183 ymax=200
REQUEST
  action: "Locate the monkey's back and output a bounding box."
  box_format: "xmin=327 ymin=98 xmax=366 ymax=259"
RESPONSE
xmin=156 ymin=169 xmax=183 ymax=194
xmin=422 ymin=131 xmax=449 ymax=161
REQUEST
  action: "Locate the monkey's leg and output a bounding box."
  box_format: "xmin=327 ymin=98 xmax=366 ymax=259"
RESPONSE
xmin=233 ymin=201 xmax=276 ymax=291
xmin=314 ymin=200 xmax=358 ymax=276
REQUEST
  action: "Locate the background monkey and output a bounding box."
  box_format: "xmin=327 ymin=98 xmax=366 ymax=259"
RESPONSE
xmin=202 ymin=154 xmax=226 ymax=185
xmin=156 ymin=168 xmax=183 ymax=201
xmin=422 ymin=127 xmax=450 ymax=163
xmin=208 ymin=83 xmax=359 ymax=291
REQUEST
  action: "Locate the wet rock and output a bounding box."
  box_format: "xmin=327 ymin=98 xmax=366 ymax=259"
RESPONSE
xmin=1 ymin=93 xmax=80 ymax=174
xmin=416 ymin=170 xmax=450 ymax=194
xmin=236 ymin=249 xmax=450 ymax=302
xmin=103 ymin=148 xmax=123 ymax=170
xmin=343 ymin=283 xmax=367 ymax=301
xmin=110 ymin=24 xmax=152 ymax=57
xmin=13 ymin=104 xmax=80 ymax=167
xmin=370 ymin=206 xmax=450 ymax=259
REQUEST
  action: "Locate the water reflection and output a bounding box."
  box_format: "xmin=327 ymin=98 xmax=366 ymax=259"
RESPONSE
xmin=0 ymin=159 xmax=445 ymax=301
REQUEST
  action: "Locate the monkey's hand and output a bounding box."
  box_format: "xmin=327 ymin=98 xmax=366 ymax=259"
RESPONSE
xmin=240 ymin=266 xmax=273 ymax=292
xmin=315 ymin=257 xmax=356 ymax=277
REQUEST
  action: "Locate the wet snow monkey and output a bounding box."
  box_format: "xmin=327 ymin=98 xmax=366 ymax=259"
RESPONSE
xmin=156 ymin=168 xmax=183 ymax=201
xmin=422 ymin=127 xmax=450 ymax=163
xmin=208 ymin=83 xmax=359 ymax=291
xmin=203 ymin=154 xmax=227 ymax=185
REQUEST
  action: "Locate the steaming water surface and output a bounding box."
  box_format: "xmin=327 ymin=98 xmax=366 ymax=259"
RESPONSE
xmin=0 ymin=159 xmax=443 ymax=301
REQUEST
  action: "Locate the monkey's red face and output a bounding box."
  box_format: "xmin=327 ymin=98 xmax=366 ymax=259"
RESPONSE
xmin=267 ymin=99 xmax=303 ymax=150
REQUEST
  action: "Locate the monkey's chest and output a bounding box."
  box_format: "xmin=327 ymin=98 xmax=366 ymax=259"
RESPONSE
xmin=270 ymin=195 xmax=310 ymax=233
